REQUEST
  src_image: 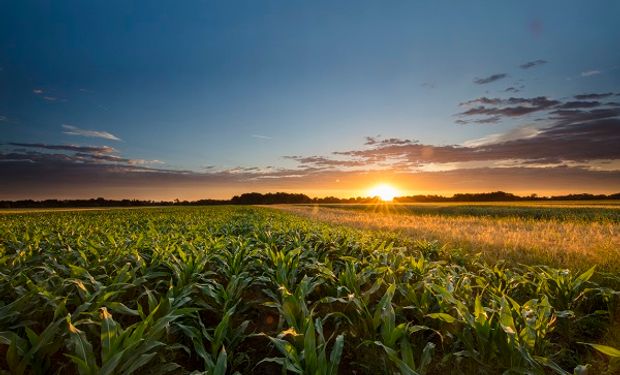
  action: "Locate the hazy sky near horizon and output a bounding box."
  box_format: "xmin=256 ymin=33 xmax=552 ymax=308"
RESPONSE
xmin=1 ymin=1 xmax=620 ymax=199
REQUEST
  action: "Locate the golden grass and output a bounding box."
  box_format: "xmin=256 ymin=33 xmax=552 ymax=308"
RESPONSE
xmin=278 ymin=205 xmax=620 ymax=272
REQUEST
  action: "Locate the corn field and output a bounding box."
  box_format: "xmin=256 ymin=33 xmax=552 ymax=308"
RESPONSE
xmin=0 ymin=207 xmax=618 ymax=374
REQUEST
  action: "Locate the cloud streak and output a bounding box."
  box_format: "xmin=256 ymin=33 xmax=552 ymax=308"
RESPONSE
xmin=456 ymin=94 xmax=620 ymax=124
xmin=574 ymin=93 xmax=616 ymax=100
xmin=457 ymin=96 xmax=560 ymax=119
xmin=519 ymin=59 xmax=547 ymax=69
xmin=473 ymin=73 xmax=507 ymax=84
xmin=8 ymin=142 xmax=117 ymax=154
xmin=251 ymin=134 xmax=272 ymax=140
xmin=581 ymin=70 xmax=601 ymax=77
xmin=62 ymin=124 xmax=121 ymax=141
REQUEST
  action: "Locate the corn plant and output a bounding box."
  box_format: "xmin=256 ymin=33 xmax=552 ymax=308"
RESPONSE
xmin=0 ymin=206 xmax=617 ymax=374
xmin=261 ymin=317 xmax=344 ymax=375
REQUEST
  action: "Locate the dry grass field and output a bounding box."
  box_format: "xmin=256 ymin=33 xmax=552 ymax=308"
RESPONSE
xmin=278 ymin=202 xmax=620 ymax=273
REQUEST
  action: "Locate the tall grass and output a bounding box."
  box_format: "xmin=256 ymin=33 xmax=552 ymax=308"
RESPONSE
xmin=281 ymin=205 xmax=620 ymax=273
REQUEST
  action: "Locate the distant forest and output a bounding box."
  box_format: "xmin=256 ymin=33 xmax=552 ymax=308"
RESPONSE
xmin=1 ymin=191 xmax=620 ymax=208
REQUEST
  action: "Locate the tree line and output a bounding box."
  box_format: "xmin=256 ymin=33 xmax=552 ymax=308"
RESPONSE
xmin=1 ymin=191 xmax=619 ymax=208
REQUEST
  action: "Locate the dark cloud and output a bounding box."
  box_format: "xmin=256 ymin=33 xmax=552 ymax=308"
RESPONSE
xmin=459 ymin=97 xmax=503 ymax=106
xmin=460 ymin=96 xmax=559 ymax=109
xmin=329 ymin=115 xmax=620 ymax=166
xmin=284 ymin=155 xmax=367 ymax=168
xmin=456 ymin=96 xmax=572 ymax=124
xmin=1 ymin=151 xmax=82 ymax=164
xmin=574 ymin=93 xmax=615 ymax=100
xmin=548 ymin=108 xmax=620 ymax=125
xmin=458 ymin=98 xmax=559 ymax=118
xmin=455 ymin=116 xmax=502 ymax=125
xmin=364 ymin=137 xmax=416 ymax=146
xmin=8 ymin=143 xmax=117 ymax=154
xmin=74 ymin=152 xmax=129 ymax=163
xmin=0 ymin=149 xmax=161 ymax=168
xmin=504 ymin=87 xmax=520 ymax=93
xmin=72 ymin=152 xmax=158 ymax=166
xmin=519 ymin=59 xmax=547 ymax=69
xmin=555 ymin=101 xmax=602 ymax=109
xmin=473 ymin=74 xmax=508 ymax=84
xmin=504 ymin=97 xmax=560 ymax=107
xmin=457 ymin=94 xmax=620 ymax=125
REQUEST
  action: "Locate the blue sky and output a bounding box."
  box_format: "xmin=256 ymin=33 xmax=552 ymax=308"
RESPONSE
xmin=1 ymin=1 xmax=619 ymax=199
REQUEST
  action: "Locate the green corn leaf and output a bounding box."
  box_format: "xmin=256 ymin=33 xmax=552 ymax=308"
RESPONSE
xmin=400 ymin=337 xmax=415 ymax=369
xmin=99 ymin=350 xmax=127 ymax=375
xmin=373 ymin=341 xmax=422 ymax=375
xmin=213 ymin=347 xmax=228 ymax=375
xmin=499 ymin=299 xmax=517 ymax=335
xmin=419 ymin=342 xmax=435 ymax=374
xmin=575 ymin=266 xmax=596 ymax=288
xmin=426 ymin=313 xmax=456 ymax=324
xmin=65 ymin=315 xmax=97 ymax=375
xmin=328 ymin=334 xmax=345 ymax=375
xmin=578 ymin=342 xmax=620 ymax=357
xmin=108 ymin=302 xmax=140 ymax=316
xmin=304 ymin=319 xmax=318 ymax=371
xmin=99 ymin=307 xmax=118 ymax=362
xmin=122 ymin=352 xmax=159 ymax=374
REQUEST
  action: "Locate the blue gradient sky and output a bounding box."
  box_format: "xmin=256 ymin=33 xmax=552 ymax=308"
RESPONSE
xmin=1 ymin=1 xmax=619 ymax=199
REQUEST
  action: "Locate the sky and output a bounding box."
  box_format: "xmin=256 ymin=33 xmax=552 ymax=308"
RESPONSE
xmin=1 ymin=1 xmax=619 ymax=200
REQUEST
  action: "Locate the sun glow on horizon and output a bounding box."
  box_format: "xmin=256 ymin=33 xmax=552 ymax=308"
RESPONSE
xmin=368 ymin=184 xmax=400 ymax=201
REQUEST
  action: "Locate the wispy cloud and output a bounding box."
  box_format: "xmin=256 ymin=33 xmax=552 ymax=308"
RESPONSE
xmin=455 ymin=93 xmax=620 ymax=125
xmin=74 ymin=152 xmax=163 ymax=165
xmin=32 ymin=88 xmax=66 ymax=102
xmin=364 ymin=136 xmax=416 ymax=146
xmin=556 ymin=101 xmax=602 ymax=109
xmin=463 ymin=125 xmax=542 ymax=147
xmin=8 ymin=142 xmax=118 ymax=154
xmin=62 ymin=124 xmax=121 ymax=141
xmin=574 ymin=92 xmax=615 ymax=100
xmin=455 ymin=116 xmax=502 ymax=125
xmin=457 ymin=96 xmax=560 ymax=121
xmin=519 ymin=59 xmax=547 ymax=69
xmin=3 ymin=142 xmax=162 ymax=170
xmin=251 ymin=134 xmax=272 ymax=140
xmin=581 ymin=70 xmax=601 ymax=77
xmin=473 ymin=73 xmax=507 ymax=85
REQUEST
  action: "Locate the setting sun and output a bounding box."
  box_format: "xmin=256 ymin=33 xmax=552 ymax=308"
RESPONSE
xmin=368 ymin=184 xmax=400 ymax=201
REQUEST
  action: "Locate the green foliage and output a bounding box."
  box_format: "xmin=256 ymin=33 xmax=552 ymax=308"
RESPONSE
xmin=0 ymin=206 xmax=617 ymax=374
